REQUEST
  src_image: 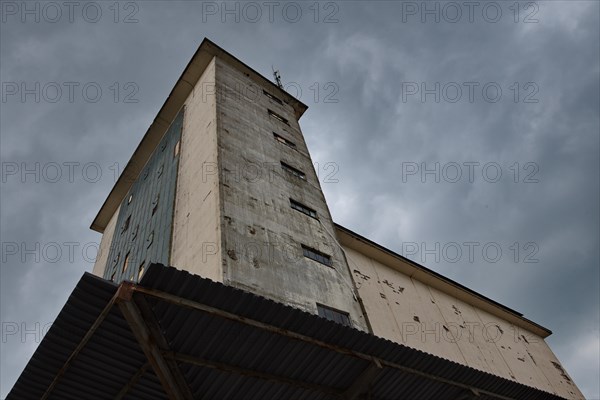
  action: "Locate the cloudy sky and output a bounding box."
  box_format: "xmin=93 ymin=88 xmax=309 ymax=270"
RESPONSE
xmin=1 ymin=1 xmax=598 ymax=398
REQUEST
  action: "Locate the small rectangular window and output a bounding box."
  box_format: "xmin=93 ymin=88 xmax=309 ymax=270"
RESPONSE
xmin=138 ymin=262 xmax=145 ymax=281
xmin=302 ymin=245 xmax=332 ymax=267
xmin=268 ymin=109 xmax=289 ymax=125
xmin=174 ymin=140 xmax=180 ymax=157
xmin=263 ymin=90 xmax=283 ymax=105
xmin=290 ymin=199 xmax=318 ymax=219
xmin=281 ymin=161 xmax=306 ymax=180
xmin=317 ymin=304 xmax=351 ymax=327
xmin=273 ymin=132 xmax=296 ymax=148
xmin=131 ymin=224 xmax=139 ymax=240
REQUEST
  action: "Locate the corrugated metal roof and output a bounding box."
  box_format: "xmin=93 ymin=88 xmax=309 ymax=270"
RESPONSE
xmin=7 ymin=264 xmax=567 ymax=400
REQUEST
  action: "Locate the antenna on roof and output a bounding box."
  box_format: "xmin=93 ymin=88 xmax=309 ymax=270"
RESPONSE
xmin=272 ymin=66 xmax=283 ymax=90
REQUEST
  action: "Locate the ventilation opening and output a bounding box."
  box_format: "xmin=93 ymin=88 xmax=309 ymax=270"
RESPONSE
xmin=281 ymin=161 xmax=306 ymax=180
xmin=290 ymin=199 xmax=318 ymax=219
xmin=302 ymin=245 xmax=332 ymax=267
xmin=268 ymin=109 xmax=289 ymax=125
xmin=273 ymin=132 xmax=296 ymax=148
xmin=317 ymin=304 xmax=351 ymax=327
xmin=263 ymin=90 xmax=283 ymax=105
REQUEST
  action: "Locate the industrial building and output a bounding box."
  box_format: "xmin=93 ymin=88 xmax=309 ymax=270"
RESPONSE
xmin=7 ymin=39 xmax=584 ymax=399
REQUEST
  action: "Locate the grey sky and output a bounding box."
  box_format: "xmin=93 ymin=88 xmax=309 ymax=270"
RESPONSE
xmin=1 ymin=1 xmax=598 ymax=398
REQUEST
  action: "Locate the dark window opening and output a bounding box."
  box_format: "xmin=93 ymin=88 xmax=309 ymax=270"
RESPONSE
xmin=268 ymin=109 xmax=289 ymax=125
xmin=290 ymin=199 xmax=318 ymax=219
xmin=273 ymin=132 xmax=296 ymax=148
xmin=302 ymin=245 xmax=332 ymax=267
xmin=317 ymin=304 xmax=351 ymax=327
xmin=264 ymin=90 xmax=283 ymax=105
xmin=110 ymin=269 xmax=116 ymax=282
xmin=281 ymin=161 xmax=306 ymax=180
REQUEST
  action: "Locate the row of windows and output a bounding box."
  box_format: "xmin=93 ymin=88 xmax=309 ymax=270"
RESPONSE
xmin=265 ymin=86 xmax=295 ymax=152
xmin=267 ymin=95 xmax=303 ymax=188
xmin=266 ymin=100 xmax=307 ymax=188
xmin=267 ymin=97 xmax=329 ymax=268
xmin=269 ymin=110 xmax=319 ymax=223
xmin=268 ymin=91 xmax=352 ymax=327
xmin=263 ymin=87 xmax=286 ymax=122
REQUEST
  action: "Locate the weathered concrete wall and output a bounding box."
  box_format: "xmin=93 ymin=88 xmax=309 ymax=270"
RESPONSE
xmin=91 ymin=204 xmax=120 ymax=277
xmin=343 ymin=244 xmax=584 ymax=399
xmin=170 ymin=57 xmax=223 ymax=282
xmin=213 ymin=57 xmax=368 ymax=330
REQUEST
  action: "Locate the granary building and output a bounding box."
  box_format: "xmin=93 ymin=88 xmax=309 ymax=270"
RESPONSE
xmin=7 ymin=39 xmax=584 ymax=400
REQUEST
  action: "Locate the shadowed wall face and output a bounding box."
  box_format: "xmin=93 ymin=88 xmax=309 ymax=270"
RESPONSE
xmin=103 ymin=110 xmax=184 ymax=282
xmin=213 ymin=57 xmax=368 ymax=331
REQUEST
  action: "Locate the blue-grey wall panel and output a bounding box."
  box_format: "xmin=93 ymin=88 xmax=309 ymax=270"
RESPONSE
xmin=103 ymin=109 xmax=184 ymax=282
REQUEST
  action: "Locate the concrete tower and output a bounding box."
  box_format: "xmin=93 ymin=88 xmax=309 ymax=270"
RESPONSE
xmin=90 ymin=39 xmax=369 ymax=331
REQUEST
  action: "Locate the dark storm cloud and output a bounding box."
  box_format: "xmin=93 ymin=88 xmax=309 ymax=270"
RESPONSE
xmin=1 ymin=1 xmax=598 ymax=397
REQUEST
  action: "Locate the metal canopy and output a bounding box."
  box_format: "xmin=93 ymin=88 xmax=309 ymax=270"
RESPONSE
xmin=7 ymin=264 xmax=566 ymax=400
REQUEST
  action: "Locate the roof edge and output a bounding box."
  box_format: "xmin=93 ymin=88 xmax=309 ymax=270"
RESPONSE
xmin=90 ymin=38 xmax=308 ymax=233
xmin=8 ymin=264 xmax=569 ymax=400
